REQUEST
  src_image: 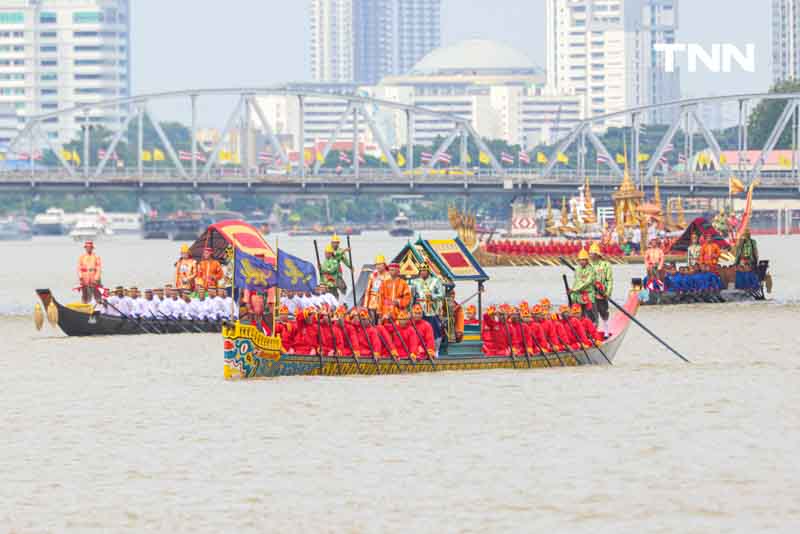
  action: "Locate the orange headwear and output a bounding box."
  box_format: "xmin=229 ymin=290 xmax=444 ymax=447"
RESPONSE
xmin=499 ymin=304 xmax=512 ymax=314
xmin=466 ymin=304 xmax=477 ymax=314
xmin=303 ymin=306 xmax=317 ymax=318
xmin=358 ymin=308 xmax=371 ymax=320
xmin=278 ymin=304 xmax=289 ymax=315
xmin=550 ymin=313 xmax=559 ymax=321
xmin=571 ymin=303 xmax=582 ymax=315
xmin=540 ymin=298 xmax=551 ymax=310
xmin=486 ymin=305 xmax=497 ymax=315
xmin=520 ymin=306 xmax=531 ymax=318
xmin=532 ymin=304 xmax=544 ymax=315
xmin=335 ymin=305 xmax=347 ymax=318
xmin=412 ymin=303 xmax=423 ymax=315
xmin=519 ymin=301 xmax=530 ymax=312
xmin=397 ymin=310 xmax=410 ymax=320
xmin=558 ymin=304 xmax=570 ymax=314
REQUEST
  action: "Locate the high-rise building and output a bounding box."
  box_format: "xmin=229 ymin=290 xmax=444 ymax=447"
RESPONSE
xmin=772 ymin=0 xmax=800 ymax=85
xmin=310 ymin=0 xmax=441 ymax=85
xmin=545 ymin=0 xmax=679 ymax=127
xmin=0 ymin=0 xmax=131 ymax=145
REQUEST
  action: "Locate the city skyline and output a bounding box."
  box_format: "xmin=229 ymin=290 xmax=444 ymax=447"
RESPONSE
xmin=133 ymin=0 xmax=772 ymax=125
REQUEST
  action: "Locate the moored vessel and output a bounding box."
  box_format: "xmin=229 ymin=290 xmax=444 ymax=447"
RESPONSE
xmin=388 ymin=212 xmax=414 ymax=237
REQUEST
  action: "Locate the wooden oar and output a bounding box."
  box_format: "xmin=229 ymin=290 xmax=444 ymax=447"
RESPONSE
xmin=559 ymin=257 xmax=691 ymax=363
xmin=388 ymin=317 xmax=416 ymax=366
xmin=562 ymin=274 xmax=611 ymax=365
xmin=323 ymin=317 xmax=344 ymax=374
xmin=550 ymin=321 xmax=581 ymax=368
xmin=103 ymin=299 xmax=153 ymax=335
xmin=500 ymin=318 xmax=518 ymax=369
xmin=356 ymin=319 xmax=383 ymax=373
xmin=515 ymin=319 xmax=533 ymax=368
xmin=336 ymin=317 xmax=362 ymax=374
xmin=523 ymin=322 xmax=552 ymax=368
xmin=408 ymin=316 xmax=436 ymax=369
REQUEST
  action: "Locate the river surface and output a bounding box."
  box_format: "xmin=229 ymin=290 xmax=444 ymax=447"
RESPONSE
xmin=1 ymin=233 xmax=798 ymax=533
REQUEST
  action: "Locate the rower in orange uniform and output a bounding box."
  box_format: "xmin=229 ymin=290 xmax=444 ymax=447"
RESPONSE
xmin=175 ymin=244 xmax=197 ymax=290
xmin=379 ymin=263 xmax=411 ymax=317
xmin=196 ymin=247 xmax=225 ymax=290
xmin=78 ymin=240 xmax=102 ymax=303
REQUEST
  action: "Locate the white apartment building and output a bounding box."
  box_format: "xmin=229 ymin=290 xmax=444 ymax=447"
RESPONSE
xmin=546 ymin=0 xmax=679 ymax=128
xmin=311 ymin=0 xmax=441 ymax=85
xmin=772 ymin=0 xmax=800 ymax=84
xmin=0 ymin=0 xmax=130 ymax=145
xmin=261 ymin=40 xmax=584 ymax=153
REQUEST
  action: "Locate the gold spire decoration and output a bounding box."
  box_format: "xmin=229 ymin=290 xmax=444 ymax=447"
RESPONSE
xmin=665 ymin=198 xmax=675 ymax=230
xmin=545 ymin=196 xmax=554 ymax=233
xmin=560 ymin=196 xmax=569 ymax=227
xmin=583 ymin=176 xmax=596 ymax=225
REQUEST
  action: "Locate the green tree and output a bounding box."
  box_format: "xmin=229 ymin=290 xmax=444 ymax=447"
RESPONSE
xmin=746 ymin=79 xmax=800 ymax=150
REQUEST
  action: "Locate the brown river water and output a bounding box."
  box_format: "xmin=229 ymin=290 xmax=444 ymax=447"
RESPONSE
xmin=1 ymin=233 xmax=798 ymax=533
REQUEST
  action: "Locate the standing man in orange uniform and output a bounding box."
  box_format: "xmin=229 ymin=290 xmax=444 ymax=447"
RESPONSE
xmin=78 ymin=240 xmax=102 ymax=303
xmin=363 ymin=255 xmax=391 ymax=322
xmin=175 ymin=244 xmax=197 ymax=291
xmin=699 ymin=236 xmax=722 ymax=270
xmin=379 ymin=263 xmax=411 ymax=318
xmin=196 ymin=247 xmax=225 ymax=290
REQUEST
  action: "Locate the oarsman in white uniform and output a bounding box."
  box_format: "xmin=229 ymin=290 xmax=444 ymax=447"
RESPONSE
xmin=127 ymin=287 xmax=146 ymax=318
xmin=175 ymin=291 xmax=193 ymax=320
xmin=214 ymin=289 xmax=231 ymax=320
xmin=105 ymin=286 xmax=128 ymax=317
xmin=318 ymin=285 xmax=339 ymax=310
xmin=150 ymin=289 xmax=164 ymax=319
xmin=158 ymin=288 xmax=178 ymax=319
xmin=188 ymin=291 xmax=209 ymax=321
xmin=221 ymin=289 xmax=237 ymax=320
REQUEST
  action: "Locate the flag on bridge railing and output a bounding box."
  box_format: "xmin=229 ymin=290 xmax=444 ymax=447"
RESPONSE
xmin=141 ymin=150 xmax=152 ymax=162
xmin=421 ymin=151 xmax=433 ymax=164
xmin=339 ymin=152 xmax=351 ymax=164
xmin=556 ymin=152 xmax=569 ymax=164
xmin=537 ymin=152 xmax=548 ymax=164
xmin=437 ymin=152 xmax=452 ymax=165
xmin=616 ymin=153 xmax=627 ymax=164
xmin=500 ymin=152 xmax=514 ymax=165
xmin=234 ymin=250 xmax=276 ymax=292
xmin=98 ymin=149 xmax=118 ymax=161
xmin=663 ymin=143 xmax=674 ymax=153
xmin=258 ymin=152 xmax=273 ymax=163
xmin=396 ymin=152 xmax=407 ymax=167
xmin=479 ymin=151 xmax=491 ymax=165
xmin=276 ymin=250 xmax=317 ymax=292
xmin=179 ymin=150 xmax=192 ymax=161
xmin=518 ymin=151 xmax=531 ymax=165
xmin=154 ymin=148 xmax=166 ymax=162
xmin=596 ymin=154 xmax=611 ymax=165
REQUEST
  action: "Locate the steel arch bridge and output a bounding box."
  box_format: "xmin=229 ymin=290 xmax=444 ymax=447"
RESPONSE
xmin=4 ymin=88 xmax=800 ymax=198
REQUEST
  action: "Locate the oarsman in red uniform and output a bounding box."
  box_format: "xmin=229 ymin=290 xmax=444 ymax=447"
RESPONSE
xmin=574 ymin=303 xmax=604 ymax=342
xmin=291 ymin=306 xmax=319 ymax=355
xmin=481 ymin=305 xmax=510 ymax=356
xmin=370 ymin=313 xmax=399 ymax=359
xmin=333 ymin=305 xmax=361 ymax=357
xmin=78 ymin=240 xmax=103 ymax=303
xmin=317 ymin=307 xmax=344 ymax=357
xmin=353 ymin=308 xmax=386 ymax=359
xmin=381 ymin=311 xmax=414 ymax=359
xmin=556 ymin=305 xmax=583 ymax=350
xmin=534 ymin=304 xmax=563 ymax=352
xmin=410 ymin=304 xmax=436 ymax=360
xmin=521 ymin=303 xmax=550 ymax=354
xmin=506 ymin=306 xmax=528 ymax=357
xmin=563 ymin=304 xmax=592 ymax=349
xmin=274 ymin=305 xmax=296 ymax=351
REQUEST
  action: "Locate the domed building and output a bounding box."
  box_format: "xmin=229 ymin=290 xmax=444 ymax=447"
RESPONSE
xmin=368 ymin=39 xmax=584 ymax=148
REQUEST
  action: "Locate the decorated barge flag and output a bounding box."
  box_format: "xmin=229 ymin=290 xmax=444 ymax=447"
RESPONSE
xmin=234 ymin=250 xmax=276 ymax=291
xmin=276 ymin=250 xmax=317 ymax=292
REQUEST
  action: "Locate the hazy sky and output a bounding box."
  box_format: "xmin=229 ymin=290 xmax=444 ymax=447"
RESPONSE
xmin=132 ymin=0 xmax=772 ymax=124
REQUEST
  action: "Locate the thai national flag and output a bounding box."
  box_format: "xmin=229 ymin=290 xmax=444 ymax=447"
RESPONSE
xmin=596 ymin=154 xmax=612 ymax=164
xmin=518 ymin=151 xmax=531 ymax=164
xmin=339 ymin=152 xmax=351 ymax=164
xmin=437 ymin=152 xmax=452 ymax=165
xmin=663 ymin=143 xmax=674 ymax=153
xmin=258 ymin=152 xmax=273 ymax=163
xmin=421 ymin=151 xmax=433 ymax=164
xmin=32 ymin=150 xmax=43 ymax=161
xmin=179 ymin=150 xmax=192 ymax=161
xmin=195 ymin=152 xmax=207 ymax=163
xmin=500 ymin=152 xmax=514 ymax=165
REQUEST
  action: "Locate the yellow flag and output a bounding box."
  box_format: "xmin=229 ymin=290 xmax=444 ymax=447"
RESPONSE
xmin=318 ymin=151 xmax=326 ymax=164
xmin=61 ymin=149 xmax=72 ymax=161
xmin=729 ymin=177 xmax=745 ymax=195
xmin=233 ymin=152 xmax=241 ymax=165
xmin=638 ymin=153 xmax=650 ymax=162
xmin=304 ymin=149 xmax=313 ymax=164
xmin=72 ymin=150 xmax=81 ymax=165
xmin=479 ymin=151 xmax=491 ymax=165
xmin=778 ymin=154 xmax=792 ymax=168
xmin=616 ymin=154 xmax=627 ymax=164
xmin=719 ymin=154 xmax=728 ymax=165
xmin=141 ymin=150 xmax=152 ymax=162
xmin=537 ymin=152 xmax=548 ymax=164
xmin=557 ymin=152 xmax=568 ymax=164
xmin=397 ymin=152 xmax=406 ymax=167
xmin=379 ymin=153 xmax=388 ymax=164
xmin=153 ymin=148 xmax=165 ymax=162
xmin=219 ymin=150 xmax=231 ymax=162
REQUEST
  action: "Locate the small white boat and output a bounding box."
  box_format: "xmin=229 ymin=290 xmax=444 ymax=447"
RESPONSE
xmin=69 ymin=207 xmax=113 ymax=241
xmin=389 ymin=212 xmax=415 ymax=237
xmin=107 ymin=212 xmax=143 ymax=235
xmin=33 ymin=207 xmax=68 ymax=235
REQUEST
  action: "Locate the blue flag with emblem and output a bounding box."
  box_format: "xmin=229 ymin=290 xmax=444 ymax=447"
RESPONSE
xmin=234 ymin=250 xmax=276 ymax=291
xmin=277 ymin=249 xmax=317 ymax=292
